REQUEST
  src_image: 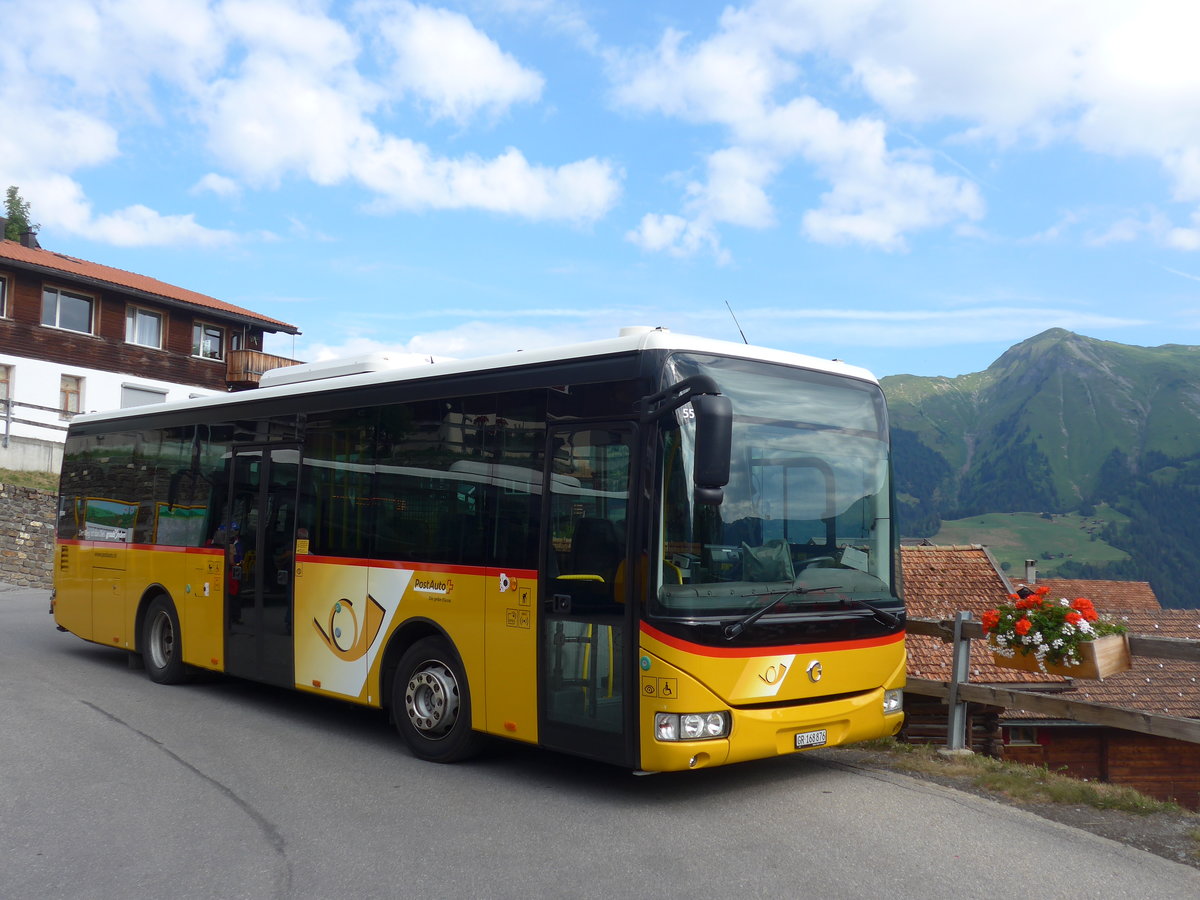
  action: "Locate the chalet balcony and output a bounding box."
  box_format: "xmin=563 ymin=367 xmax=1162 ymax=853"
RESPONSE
xmin=226 ymin=349 xmax=303 ymax=390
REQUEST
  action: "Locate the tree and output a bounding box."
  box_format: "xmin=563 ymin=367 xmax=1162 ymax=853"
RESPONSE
xmin=3 ymin=186 xmax=38 ymax=241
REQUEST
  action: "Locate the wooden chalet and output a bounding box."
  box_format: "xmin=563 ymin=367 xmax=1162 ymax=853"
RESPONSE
xmin=900 ymin=544 xmax=1071 ymax=755
xmin=0 ymin=230 xmax=301 ymax=469
xmin=902 ymin=545 xmax=1200 ymax=809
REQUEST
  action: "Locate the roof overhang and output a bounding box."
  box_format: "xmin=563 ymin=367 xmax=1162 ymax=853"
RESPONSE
xmin=1 ymin=253 xmax=300 ymax=336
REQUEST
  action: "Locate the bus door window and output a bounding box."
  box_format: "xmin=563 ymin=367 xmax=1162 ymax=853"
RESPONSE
xmin=226 ymin=451 xmax=261 ymax=628
xmin=542 ymin=427 xmax=633 ymax=747
xmin=260 ymin=449 xmax=299 ymax=637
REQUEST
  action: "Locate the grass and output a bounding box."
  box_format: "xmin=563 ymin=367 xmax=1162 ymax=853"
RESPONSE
xmin=0 ymin=467 xmax=58 ymax=493
xmin=929 ymin=506 xmax=1130 ymax=576
xmin=857 ymin=738 xmax=1182 ymax=815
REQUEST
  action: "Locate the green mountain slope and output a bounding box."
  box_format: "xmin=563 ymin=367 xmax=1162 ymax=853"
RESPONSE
xmin=883 ymin=329 xmax=1200 ymax=607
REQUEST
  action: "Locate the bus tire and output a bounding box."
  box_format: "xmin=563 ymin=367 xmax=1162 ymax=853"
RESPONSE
xmin=142 ymin=595 xmax=188 ymax=685
xmin=392 ymin=637 xmax=481 ymax=763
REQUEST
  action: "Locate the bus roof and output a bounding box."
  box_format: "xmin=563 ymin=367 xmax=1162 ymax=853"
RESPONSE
xmin=70 ymin=327 xmax=879 ymax=427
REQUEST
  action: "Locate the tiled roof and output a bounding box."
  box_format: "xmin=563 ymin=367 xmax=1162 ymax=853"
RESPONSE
xmin=1067 ymin=610 xmax=1200 ymax=718
xmin=902 ymin=545 xmax=1200 ymax=719
xmin=901 ymin=544 xmax=1067 ymax=686
xmin=1032 ymin=578 xmax=1160 ymax=611
xmin=0 ymin=238 xmax=298 ymax=333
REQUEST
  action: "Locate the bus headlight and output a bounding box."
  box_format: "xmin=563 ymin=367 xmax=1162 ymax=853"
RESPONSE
xmin=883 ymin=689 xmax=903 ymax=715
xmin=655 ymin=712 xmax=729 ymax=742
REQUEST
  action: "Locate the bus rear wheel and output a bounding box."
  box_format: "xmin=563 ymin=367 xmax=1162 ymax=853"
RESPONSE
xmin=142 ymin=595 xmax=188 ymax=685
xmin=392 ymin=637 xmax=481 ymax=763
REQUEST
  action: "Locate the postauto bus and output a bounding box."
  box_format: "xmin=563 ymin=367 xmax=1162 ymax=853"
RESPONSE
xmin=52 ymin=327 xmax=904 ymax=771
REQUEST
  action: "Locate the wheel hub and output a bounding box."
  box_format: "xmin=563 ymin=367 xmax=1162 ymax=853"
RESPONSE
xmin=404 ymin=662 xmax=460 ymax=738
xmin=149 ymin=610 xmax=174 ymax=670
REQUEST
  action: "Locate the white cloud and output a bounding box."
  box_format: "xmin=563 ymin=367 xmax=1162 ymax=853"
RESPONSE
xmin=706 ymin=303 xmax=1148 ymax=352
xmin=356 ymin=142 xmax=619 ymax=221
xmin=611 ymin=0 xmax=1200 ymax=256
xmin=0 ymin=96 xmax=118 ymax=174
xmin=221 ymin=0 xmax=358 ymax=69
xmin=204 ymin=54 xmax=380 ymax=187
xmin=0 ymin=0 xmax=618 ymax=247
xmin=609 ymin=6 xmax=983 ymax=257
xmin=689 ymin=147 xmax=777 ymax=228
xmin=0 ymin=0 xmax=223 ymax=100
xmin=369 ymin=1 xmax=544 ymax=124
xmin=91 ymin=204 xmax=236 ymax=247
xmin=798 ymin=0 xmax=1200 ymax=245
xmin=626 ymin=213 xmax=729 ymax=263
xmin=300 ymin=320 xmax=591 ymax=365
xmin=480 ymin=0 xmax=600 ymax=54
xmin=192 ymin=173 xmax=240 ymax=198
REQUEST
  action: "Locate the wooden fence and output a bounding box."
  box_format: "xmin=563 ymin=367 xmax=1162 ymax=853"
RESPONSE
xmin=1 ymin=398 xmax=70 ymax=448
xmin=906 ymin=615 xmax=1200 ymax=748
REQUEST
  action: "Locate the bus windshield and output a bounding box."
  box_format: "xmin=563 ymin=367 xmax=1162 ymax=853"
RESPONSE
xmin=655 ymin=353 xmax=899 ymax=622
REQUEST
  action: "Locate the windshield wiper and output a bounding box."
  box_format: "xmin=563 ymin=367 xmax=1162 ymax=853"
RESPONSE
xmin=723 ymin=584 xmax=843 ymax=640
xmin=838 ymin=597 xmax=903 ymax=629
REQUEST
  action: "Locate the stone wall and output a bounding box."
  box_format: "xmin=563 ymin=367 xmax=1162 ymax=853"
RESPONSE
xmin=0 ymin=483 xmax=56 ymax=588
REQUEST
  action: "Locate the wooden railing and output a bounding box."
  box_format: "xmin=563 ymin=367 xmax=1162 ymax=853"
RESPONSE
xmin=1 ymin=398 xmax=71 ymax=447
xmin=906 ymin=615 xmax=1200 ymax=747
xmin=226 ymin=350 xmax=302 ymax=388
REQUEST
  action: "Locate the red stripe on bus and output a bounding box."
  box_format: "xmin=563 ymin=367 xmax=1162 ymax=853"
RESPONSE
xmin=55 ymin=540 xmax=222 ymax=556
xmin=295 ymin=556 xmax=537 ymax=579
xmin=639 ymin=621 xmax=904 ymax=658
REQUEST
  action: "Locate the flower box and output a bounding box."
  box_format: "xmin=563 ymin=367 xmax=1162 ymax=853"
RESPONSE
xmin=990 ymin=633 xmax=1132 ymax=680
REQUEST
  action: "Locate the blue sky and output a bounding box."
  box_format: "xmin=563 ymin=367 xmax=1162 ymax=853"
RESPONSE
xmin=4 ymin=0 xmax=1200 ymax=378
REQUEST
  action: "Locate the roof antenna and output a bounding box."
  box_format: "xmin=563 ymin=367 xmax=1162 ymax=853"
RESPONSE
xmin=725 ymin=300 xmax=749 ymax=344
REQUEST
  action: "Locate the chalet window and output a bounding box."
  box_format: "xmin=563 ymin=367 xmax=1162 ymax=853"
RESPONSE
xmin=0 ymin=275 xmax=8 ymax=317
xmin=60 ymin=374 xmax=83 ymax=417
xmin=0 ymin=365 xmax=11 ymax=404
xmin=1007 ymin=726 xmax=1038 ymax=745
xmin=42 ymin=286 xmax=94 ymax=334
xmin=125 ymin=306 xmax=164 ymax=349
xmin=193 ymin=322 xmax=225 ymax=361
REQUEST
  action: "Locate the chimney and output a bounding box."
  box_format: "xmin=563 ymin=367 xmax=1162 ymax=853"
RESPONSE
xmin=19 ymin=230 xmax=41 ymax=250
xmin=1024 ymin=559 xmax=1037 ymax=585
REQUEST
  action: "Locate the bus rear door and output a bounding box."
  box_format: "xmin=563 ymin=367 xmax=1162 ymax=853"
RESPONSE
xmin=224 ymin=445 xmax=300 ymax=687
xmin=539 ymin=426 xmax=636 ymax=766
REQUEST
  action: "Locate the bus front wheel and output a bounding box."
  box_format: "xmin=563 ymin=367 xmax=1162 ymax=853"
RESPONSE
xmin=142 ymin=595 xmax=188 ymax=685
xmin=392 ymin=637 xmax=481 ymax=763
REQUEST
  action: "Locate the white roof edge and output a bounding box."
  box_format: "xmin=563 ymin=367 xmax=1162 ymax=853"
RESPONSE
xmin=258 ymin=352 xmax=407 ymax=388
xmin=70 ymin=328 xmax=879 ymax=426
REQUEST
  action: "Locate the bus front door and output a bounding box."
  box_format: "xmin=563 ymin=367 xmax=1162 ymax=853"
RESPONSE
xmin=224 ymin=445 xmax=299 ymax=687
xmin=539 ymin=426 xmax=635 ymax=766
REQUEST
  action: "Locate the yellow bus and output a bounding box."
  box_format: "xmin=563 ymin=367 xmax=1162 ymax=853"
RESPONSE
xmin=52 ymin=327 xmax=904 ymax=770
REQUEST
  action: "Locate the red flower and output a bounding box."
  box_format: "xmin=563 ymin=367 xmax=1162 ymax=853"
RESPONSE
xmin=1034 ymin=585 xmax=1051 ymax=597
xmin=1071 ymin=597 xmax=1098 ymax=622
xmin=1014 ymin=618 xmax=1032 ymax=636
xmin=982 ymin=610 xmax=1000 ymax=632
xmin=1016 ymin=597 xmax=1041 ymax=610
xmin=1065 ymin=611 xmax=1084 ymax=626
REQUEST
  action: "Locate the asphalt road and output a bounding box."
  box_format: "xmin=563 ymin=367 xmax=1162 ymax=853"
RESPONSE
xmin=3 ymin=586 xmax=1198 ymax=899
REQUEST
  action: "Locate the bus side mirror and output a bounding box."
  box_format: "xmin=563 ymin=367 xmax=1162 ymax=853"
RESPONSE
xmin=692 ymin=393 xmax=732 ymax=505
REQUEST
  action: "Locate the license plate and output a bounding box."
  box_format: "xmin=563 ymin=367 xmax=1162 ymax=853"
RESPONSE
xmin=794 ymin=729 xmax=827 ymax=749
